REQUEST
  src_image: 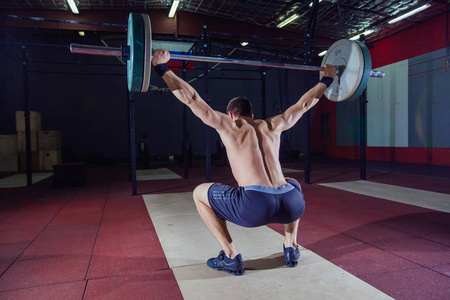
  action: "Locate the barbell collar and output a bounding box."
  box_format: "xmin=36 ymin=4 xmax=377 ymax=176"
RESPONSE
xmin=122 ymin=46 xmax=130 ymax=60
xmin=369 ymin=70 xmax=385 ymax=78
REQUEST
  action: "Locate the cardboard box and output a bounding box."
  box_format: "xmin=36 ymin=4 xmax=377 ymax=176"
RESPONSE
xmin=38 ymin=131 xmax=62 ymax=150
xmin=0 ymin=135 xmax=18 ymax=155
xmin=0 ymin=154 xmax=19 ymax=172
xmin=19 ymin=151 xmax=40 ymax=172
xmin=39 ymin=150 xmax=62 ymax=171
xmin=17 ymin=131 xmax=38 ymax=152
xmin=16 ymin=111 xmax=42 ymax=132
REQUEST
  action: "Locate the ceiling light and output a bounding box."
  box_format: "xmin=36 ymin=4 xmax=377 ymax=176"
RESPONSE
xmin=309 ymin=0 xmax=323 ymax=7
xmin=240 ymin=42 xmax=249 ymax=47
xmin=349 ymin=29 xmax=374 ymax=40
xmin=277 ymin=14 xmax=300 ymax=28
xmin=66 ymin=0 xmax=79 ymax=14
xmin=168 ymin=0 xmax=180 ymax=18
xmin=318 ymin=50 xmax=327 ymax=57
xmin=388 ymin=4 xmax=431 ymax=24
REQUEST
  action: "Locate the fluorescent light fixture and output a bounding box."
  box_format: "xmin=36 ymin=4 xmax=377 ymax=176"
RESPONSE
xmin=309 ymin=0 xmax=323 ymax=7
xmin=388 ymin=4 xmax=431 ymax=24
xmin=168 ymin=0 xmax=180 ymax=18
xmin=349 ymin=29 xmax=374 ymax=40
xmin=318 ymin=50 xmax=327 ymax=57
xmin=78 ymin=31 xmax=85 ymax=36
xmin=277 ymin=14 xmax=300 ymax=28
xmin=240 ymin=41 xmax=249 ymax=47
xmin=66 ymin=0 xmax=79 ymax=14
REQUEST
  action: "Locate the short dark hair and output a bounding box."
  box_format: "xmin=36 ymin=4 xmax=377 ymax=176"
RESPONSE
xmin=226 ymin=96 xmax=253 ymax=117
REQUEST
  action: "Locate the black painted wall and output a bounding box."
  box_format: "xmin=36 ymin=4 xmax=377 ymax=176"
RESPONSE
xmin=1 ymin=33 xmax=318 ymax=163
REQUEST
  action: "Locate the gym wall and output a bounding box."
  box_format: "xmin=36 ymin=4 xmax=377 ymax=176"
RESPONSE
xmin=0 ymin=36 xmax=313 ymax=163
xmin=311 ymin=12 xmax=450 ymax=165
xmin=0 ymin=40 xmax=130 ymax=162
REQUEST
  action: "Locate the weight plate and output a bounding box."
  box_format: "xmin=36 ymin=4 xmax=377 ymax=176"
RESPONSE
xmin=127 ymin=13 xmax=145 ymax=92
xmin=141 ymin=14 xmax=152 ymax=93
xmin=349 ymin=40 xmax=372 ymax=102
xmin=321 ymin=39 xmax=372 ymax=102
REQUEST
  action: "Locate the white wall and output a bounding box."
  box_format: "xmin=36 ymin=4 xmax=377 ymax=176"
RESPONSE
xmin=367 ymin=60 xmax=409 ymax=147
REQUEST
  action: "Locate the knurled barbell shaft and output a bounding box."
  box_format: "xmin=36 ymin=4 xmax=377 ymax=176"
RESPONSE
xmin=69 ymin=43 xmax=385 ymax=77
xmin=170 ymin=53 xmax=323 ymax=72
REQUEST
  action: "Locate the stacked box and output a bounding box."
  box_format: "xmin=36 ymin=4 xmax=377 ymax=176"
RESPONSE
xmin=11 ymin=111 xmax=63 ymax=173
xmin=15 ymin=111 xmax=41 ymax=153
xmin=38 ymin=131 xmax=62 ymax=150
xmin=15 ymin=111 xmax=42 ymax=131
xmin=38 ymin=131 xmax=62 ymax=169
xmin=0 ymin=154 xmax=18 ymax=172
xmin=39 ymin=150 xmax=62 ymax=171
xmin=19 ymin=151 xmax=40 ymax=172
xmin=0 ymin=135 xmax=18 ymax=155
xmin=17 ymin=132 xmax=38 ymax=152
xmin=0 ymin=135 xmax=18 ymax=172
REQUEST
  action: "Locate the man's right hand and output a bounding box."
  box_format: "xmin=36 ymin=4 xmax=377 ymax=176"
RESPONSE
xmin=320 ymin=64 xmax=336 ymax=78
xmin=152 ymin=49 xmax=170 ymax=66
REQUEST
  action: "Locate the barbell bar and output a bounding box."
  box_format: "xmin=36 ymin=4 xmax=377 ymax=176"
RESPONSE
xmin=69 ymin=43 xmax=385 ymax=77
xmin=69 ymin=13 xmax=385 ymax=101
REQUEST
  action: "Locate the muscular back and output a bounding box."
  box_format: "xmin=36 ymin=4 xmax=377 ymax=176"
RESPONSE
xmin=157 ymin=57 xmax=333 ymax=188
xmin=218 ymin=117 xmax=287 ymax=188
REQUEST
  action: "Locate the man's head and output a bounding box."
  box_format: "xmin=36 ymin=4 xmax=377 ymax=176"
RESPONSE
xmin=226 ymin=96 xmax=253 ymax=119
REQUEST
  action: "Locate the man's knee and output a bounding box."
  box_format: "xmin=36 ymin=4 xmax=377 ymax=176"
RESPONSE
xmin=193 ymin=182 xmax=214 ymax=204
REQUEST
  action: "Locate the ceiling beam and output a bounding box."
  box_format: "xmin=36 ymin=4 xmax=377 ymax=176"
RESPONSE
xmin=0 ymin=9 xmax=335 ymax=48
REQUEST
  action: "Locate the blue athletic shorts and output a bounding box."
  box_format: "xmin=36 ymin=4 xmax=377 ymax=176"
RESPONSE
xmin=207 ymin=178 xmax=305 ymax=227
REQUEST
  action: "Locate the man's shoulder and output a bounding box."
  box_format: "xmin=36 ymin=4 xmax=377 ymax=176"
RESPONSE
xmin=254 ymin=118 xmax=276 ymax=131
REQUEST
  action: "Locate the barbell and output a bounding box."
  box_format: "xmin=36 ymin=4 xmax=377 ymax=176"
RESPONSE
xmin=70 ymin=13 xmax=385 ymax=102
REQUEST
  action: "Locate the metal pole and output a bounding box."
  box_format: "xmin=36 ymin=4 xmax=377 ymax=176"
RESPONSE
xmin=359 ymin=35 xmax=367 ymax=180
xmin=182 ymin=58 xmax=189 ymax=179
xmin=22 ymin=46 xmax=32 ymax=187
xmin=360 ymin=89 xmax=367 ymax=180
xmin=304 ymin=40 xmax=312 ymax=185
xmin=202 ymin=23 xmax=212 ymax=183
xmin=127 ymin=89 xmax=132 ymax=182
xmin=261 ymin=70 xmax=267 ymax=119
xmin=2 ymin=14 xmax=126 ymax=28
xmin=305 ymin=86 xmax=311 ymax=184
xmin=129 ymin=91 xmax=138 ymax=195
xmin=303 ymin=0 xmax=319 ymax=185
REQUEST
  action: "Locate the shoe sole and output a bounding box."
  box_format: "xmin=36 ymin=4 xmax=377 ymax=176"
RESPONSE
xmin=285 ymin=260 xmax=298 ymax=267
xmin=208 ymin=265 xmax=245 ymax=276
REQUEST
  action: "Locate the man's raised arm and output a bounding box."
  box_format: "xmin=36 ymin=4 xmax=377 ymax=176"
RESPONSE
xmin=267 ymin=64 xmax=336 ymax=132
xmin=152 ymin=49 xmax=227 ymax=130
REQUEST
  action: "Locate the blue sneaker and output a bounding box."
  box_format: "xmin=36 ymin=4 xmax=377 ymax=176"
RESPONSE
xmin=207 ymin=250 xmax=245 ymax=275
xmin=283 ymin=244 xmax=300 ymax=267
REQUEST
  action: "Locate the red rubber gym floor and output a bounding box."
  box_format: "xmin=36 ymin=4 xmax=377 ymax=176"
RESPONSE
xmin=0 ymin=161 xmax=449 ymax=299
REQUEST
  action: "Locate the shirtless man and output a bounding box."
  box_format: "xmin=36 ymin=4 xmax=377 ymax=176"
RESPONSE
xmin=152 ymin=49 xmax=336 ymax=276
